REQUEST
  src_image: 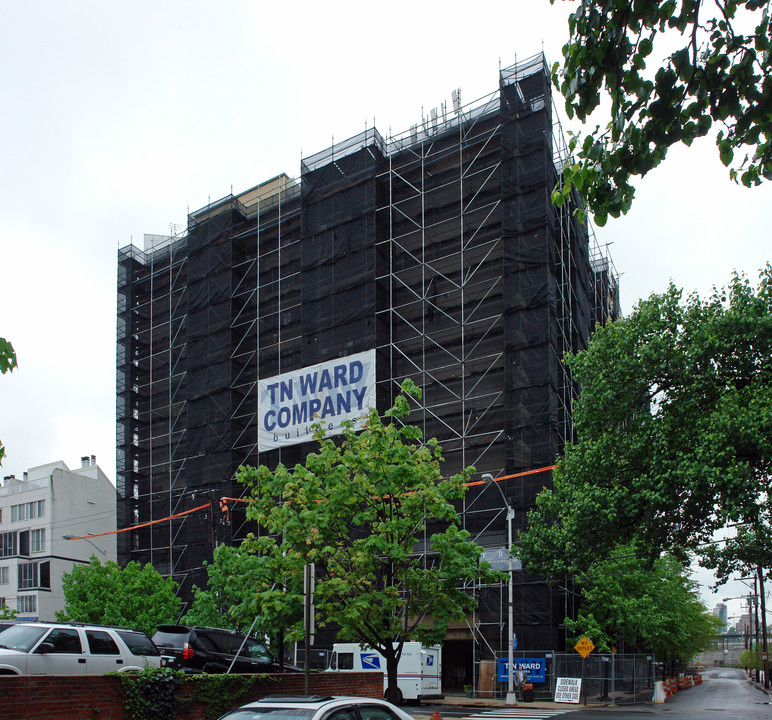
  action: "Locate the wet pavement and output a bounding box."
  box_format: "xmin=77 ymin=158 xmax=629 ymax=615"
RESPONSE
xmin=413 ymin=670 xmax=770 ymax=715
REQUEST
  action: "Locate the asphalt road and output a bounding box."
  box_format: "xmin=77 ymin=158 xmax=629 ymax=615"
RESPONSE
xmin=412 ymin=668 xmax=771 ymax=720
xmin=612 ymin=667 xmax=771 ymax=719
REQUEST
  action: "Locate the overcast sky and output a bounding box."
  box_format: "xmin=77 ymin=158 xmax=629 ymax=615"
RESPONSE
xmin=1 ymin=1 xmax=769 ymax=617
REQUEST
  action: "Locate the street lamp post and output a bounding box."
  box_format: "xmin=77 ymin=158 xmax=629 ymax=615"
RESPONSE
xmin=62 ymin=534 xmax=106 ymax=561
xmin=724 ymin=593 xmax=755 ymax=676
xmin=483 ymin=473 xmax=517 ymax=705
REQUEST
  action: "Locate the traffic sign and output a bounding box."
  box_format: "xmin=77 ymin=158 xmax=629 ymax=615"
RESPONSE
xmin=574 ymin=636 xmax=595 ymax=658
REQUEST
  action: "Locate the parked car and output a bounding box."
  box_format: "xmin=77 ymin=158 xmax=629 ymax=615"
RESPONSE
xmin=217 ymin=695 xmax=414 ymax=720
xmin=0 ymin=621 xmax=162 ymax=675
xmin=0 ymin=619 xmax=24 ymax=634
xmin=152 ymin=624 xmax=300 ymax=674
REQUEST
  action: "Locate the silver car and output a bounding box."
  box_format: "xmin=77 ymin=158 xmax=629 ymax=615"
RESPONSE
xmin=218 ymin=695 xmax=416 ymax=720
xmin=0 ymin=621 xmax=162 ymax=675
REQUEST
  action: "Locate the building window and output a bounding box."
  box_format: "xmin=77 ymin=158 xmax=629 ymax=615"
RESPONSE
xmin=0 ymin=566 xmax=7 ymax=585
xmin=17 ymin=595 xmax=36 ymax=613
xmin=30 ymin=529 xmax=45 ymax=554
xmin=18 ymin=562 xmax=37 ymax=589
xmin=10 ymin=500 xmax=45 ymax=523
xmin=39 ymin=561 xmax=50 ymax=589
xmin=18 ymin=530 xmax=28 ymax=556
xmin=17 ymin=561 xmax=49 ymax=590
xmin=0 ymin=532 xmax=16 ymax=558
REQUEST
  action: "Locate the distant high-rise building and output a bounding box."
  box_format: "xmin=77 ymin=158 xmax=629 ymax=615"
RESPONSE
xmin=712 ymin=602 xmax=728 ymax=629
xmin=117 ymin=54 xmax=618 ymax=682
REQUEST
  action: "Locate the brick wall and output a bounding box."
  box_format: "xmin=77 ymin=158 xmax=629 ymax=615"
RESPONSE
xmin=0 ymin=671 xmax=384 ymax=720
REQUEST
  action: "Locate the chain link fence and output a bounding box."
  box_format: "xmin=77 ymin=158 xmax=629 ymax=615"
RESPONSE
xmin=488 ymin=651 xmax=657 ymax=705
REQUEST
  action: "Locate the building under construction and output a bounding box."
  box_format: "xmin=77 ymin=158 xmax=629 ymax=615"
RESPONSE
xmin=117 ymin=54 xmax=618 ymax=688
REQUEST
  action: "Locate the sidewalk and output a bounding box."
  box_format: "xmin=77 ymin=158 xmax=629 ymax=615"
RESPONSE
xmin=417 ymin=673 xmax=770 ymax=715
xmin=747 ymin=675 xmax=770 ymax=695
xmin=419 ymin=691 xmax=581 ymax=712
xmin=417 ymin=689 xmax=680 ymax=713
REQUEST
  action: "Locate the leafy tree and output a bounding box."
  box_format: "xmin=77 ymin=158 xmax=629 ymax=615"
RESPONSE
xmin=183 ymin=543 xmax=266 ymax=633
xmin=57 ymin=558 xmax=181 ymax=636
xmin=565 ymin=547 xmax=721 ymax=664
xmin=238 ymin=379 xmax=502 ymax=703
xmin=183 ymin=541 xmax=304 ymax=664
xmin=740 ymin=644 xmax=762 ymax=671
xmin=520 ymin=266 xmax=772 ymax=576
xmin=231 ymin=536 xmax=307 ymax=665
xmin=0 ymin=337 xmax=17 ymax=465
xmin=550 ymin=0 xmax=772 ymax=225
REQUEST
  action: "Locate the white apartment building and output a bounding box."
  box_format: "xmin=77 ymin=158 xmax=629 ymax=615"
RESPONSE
xmin=0 ymin=456 xmax=116 ymax=620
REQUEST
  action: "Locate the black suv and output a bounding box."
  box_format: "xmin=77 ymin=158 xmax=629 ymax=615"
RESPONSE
xmin=151 ymin=625 xmax=300 ymax=674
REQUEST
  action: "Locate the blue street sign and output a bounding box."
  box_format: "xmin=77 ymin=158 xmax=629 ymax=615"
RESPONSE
xmin=512 ymin=633 xmax=517 ymax=650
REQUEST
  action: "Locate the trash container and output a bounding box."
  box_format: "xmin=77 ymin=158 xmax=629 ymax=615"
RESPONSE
xmin=522 ymin=683 xmax=534 ymax=702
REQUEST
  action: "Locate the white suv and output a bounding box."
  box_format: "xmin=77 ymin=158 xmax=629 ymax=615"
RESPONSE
xmin=0 ymin=621 xmax=162 ymax=675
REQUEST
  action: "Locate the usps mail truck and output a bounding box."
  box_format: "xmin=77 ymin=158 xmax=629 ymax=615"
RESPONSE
xmin=329 ymin=642 xmax=442 ymax=703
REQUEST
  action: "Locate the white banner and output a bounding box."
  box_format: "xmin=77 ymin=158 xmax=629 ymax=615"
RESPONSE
xmin=258 ymin=349 xmax=376 ymax=452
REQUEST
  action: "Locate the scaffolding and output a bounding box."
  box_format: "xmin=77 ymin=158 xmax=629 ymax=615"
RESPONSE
xmin=116 ymin=54 xmax=618 ymax=660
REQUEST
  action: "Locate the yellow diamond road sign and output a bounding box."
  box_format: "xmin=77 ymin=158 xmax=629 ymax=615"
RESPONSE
xmin=574 ymin=636 xmax=595 ymax=658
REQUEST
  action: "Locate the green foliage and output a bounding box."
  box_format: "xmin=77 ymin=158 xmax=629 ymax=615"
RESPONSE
xmin=0 ymin=603 xmax=19 ymax=620
xmin=119 ymin=668 xmax=264 ymax=720
xmin=57 ymin=558 xmax=181 ymax=636
xmin=186 ymin=538 xmax=305 ymax=652
xmin=699 ymin=524 xmax=772 ymax=586
xmin=550 ymin=0 xmax=772 ymax=223
xmin=183 ymin=543 xmax=261 ymax=633
xmin=740 ymin=644 xmax=762 ymax=670
xmin=0 ymin=336 xmax=17 ymax=466
xmin=565 ymin=548 xmax=721 ymax=662
xmin=192 ymin=674 xmax=262 ymax=720
xmin=0 ymin=337 xmax=16 ymax=375
xmin=238 ymin=378 xmax=503 ymax=702
xmin=183 ymin=542 xmax=285 ymax=639
xmin=521 ymin=266 xmax=772 ymax=576
xmin=120 ymin=666 xmax=186 ymax=720
xmin=225 ymin=538 xmax=305 ymax=651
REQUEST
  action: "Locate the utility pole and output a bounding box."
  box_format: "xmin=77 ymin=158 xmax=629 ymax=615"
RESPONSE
xmin=483 ymin=473 xmax=516 ymax=705
xmin=759 ymin=566 xmax=769 ymax=689
xmin=755 ymin=579 xmax=761 ymax=682
xmin=304 ymin=563 xmax=315 ymax=695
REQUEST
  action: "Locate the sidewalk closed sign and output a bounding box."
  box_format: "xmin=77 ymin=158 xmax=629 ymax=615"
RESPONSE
xmin=555 ymin=677 xmax=582 ymax=703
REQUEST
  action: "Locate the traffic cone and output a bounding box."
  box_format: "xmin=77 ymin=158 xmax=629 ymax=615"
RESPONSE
xmin=430 ymin=711 xmax=443 ymax=720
